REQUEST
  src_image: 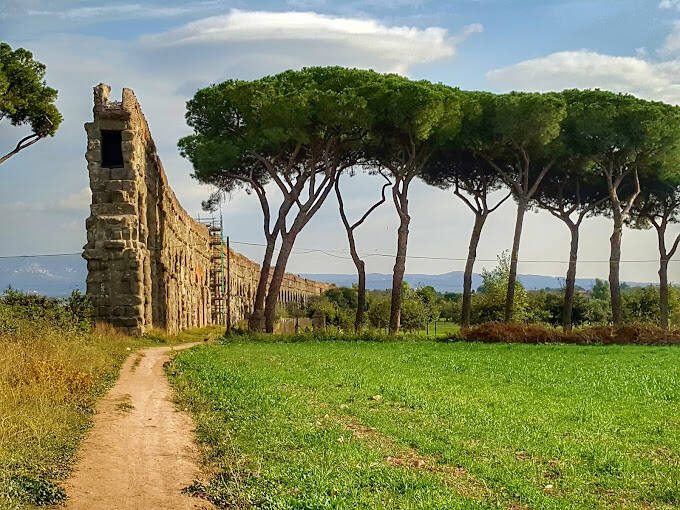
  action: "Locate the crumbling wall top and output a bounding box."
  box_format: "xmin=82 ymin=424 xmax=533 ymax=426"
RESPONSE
xmin=92 ymin=83 xmax=142 ymax=118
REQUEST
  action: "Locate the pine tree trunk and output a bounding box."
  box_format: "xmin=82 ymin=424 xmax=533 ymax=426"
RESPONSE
xmin=344 ymin=222 xmax=367 ymax=333
xmin=264 ymin=236 xmax=295 ymax=333
xmin=609 ymin=215 xmax=624 ymax=326
xmin=249 ymin=237 xmax=276 ymax=331
xmin=356 ymin=261 xmax=366 ymax=333
xmin=505 ymin=198 xmax=527 ymax=322
xmin=389 ymin=215 xmax=410 ymax=335
xmin=462 ymin=213 xmax=486 ymax=328
xmin=657 ymin=227 xmax=670 ymax=330
xmin=563 ymin=225 xmax=579 ymax=332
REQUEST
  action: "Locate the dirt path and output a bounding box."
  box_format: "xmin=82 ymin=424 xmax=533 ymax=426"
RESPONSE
xmin=62 ymin=343 xmax=213 ymax=509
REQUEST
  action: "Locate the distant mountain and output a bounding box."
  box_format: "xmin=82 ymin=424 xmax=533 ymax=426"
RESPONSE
xmin=299 ymin=271 xmax=654 ymax=293
xmin=0 ymin=255 xmax=655 ymax=298
xmin=0 ymin=254 xmax=86 ymax=297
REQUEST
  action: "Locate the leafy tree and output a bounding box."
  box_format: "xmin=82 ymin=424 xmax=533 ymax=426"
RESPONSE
xmin=307 ymin=294 xmax=355 ymax=331
xmin=400 ymin=293 xmax=428 ymax=332
xmin=622 ymin=286 xmax=663 ymax=324
xmin=476 ymin=92 xmax=567 ymax=322
xmin=0 ymin=43 xmax=62 ymax=165
xmin=415 ymin=285 xmax=440 ymax=326
xmin=472 ymin=252 xmax=531 ymax=323
xmin=630 ymin=180 xmax=680 ymax=329
xmin=335 ymin=170 xmax=391 ymax=332
xmin=363 ymin=78 xmax=464 ymax=334
xmin=560 ymin=90 xmax=680 ymax=325
xmin=533 ymin=160 xmax=608 ymax=331
xmin=591 ymin=279 xmax=610 ymax=301
xmin=325 ymin=287 xmax=357 ymax=308
xmin=367 ymin=294 xmax=391 ymax=330
xmin=180 ymin=67 xmax=373 ymax=332
xmin=422 ymin=92 xmax=511 ymax=327
xmin=438 ymin=293 xmax=462 ymax=322
xmin=539 ymin=290 xmax=592 ymax=327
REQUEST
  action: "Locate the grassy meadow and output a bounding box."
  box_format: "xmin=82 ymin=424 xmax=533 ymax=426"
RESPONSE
xmin=414 ymin=320 xmax=460 ymax=338
xmin=0 ymin=293 xmax=222 ymax=510
xmin=169 ymin=338 xmax=680 ymax=509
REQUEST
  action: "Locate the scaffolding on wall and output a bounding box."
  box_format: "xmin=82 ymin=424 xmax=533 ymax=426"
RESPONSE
xmin=195 ymin=216 xmax=230 ymax=327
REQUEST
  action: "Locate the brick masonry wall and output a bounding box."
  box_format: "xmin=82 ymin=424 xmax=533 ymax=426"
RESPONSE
xmin=83 ymin=84 xmax=333 ymax=335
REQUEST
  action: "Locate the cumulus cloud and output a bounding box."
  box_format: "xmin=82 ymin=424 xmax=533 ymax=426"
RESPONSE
xmin=660 ymin=0 xmax=680 ymax=8
xmin=486 ymin=50 xmax=680 ymax=105
xmin=659 ymin=21 xmax=680 ymax=56
xmin=140 ymin=9 xmax=477 ymax=74
xmin=1 ymin=9 xmax=481 ymax=262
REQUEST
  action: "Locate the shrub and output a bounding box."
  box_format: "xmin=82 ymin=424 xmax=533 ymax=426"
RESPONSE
xmin=218 ymin=329 xmax=426 ymax=344
xmin=0 ymin=287 xmax=92 ymax=333
xmin=471 ymin=252 xmax=532 ymax=324
xmin=456 ymin=322 xmax=680 ymax=345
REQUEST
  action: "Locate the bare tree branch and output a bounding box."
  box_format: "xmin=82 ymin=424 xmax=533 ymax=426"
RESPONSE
xmin=0 ymin=133 xmax=44 ymax=165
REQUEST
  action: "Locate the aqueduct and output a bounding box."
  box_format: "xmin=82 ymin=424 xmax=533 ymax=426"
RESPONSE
xmin=82 ymin=84 xmax=332 ymax=335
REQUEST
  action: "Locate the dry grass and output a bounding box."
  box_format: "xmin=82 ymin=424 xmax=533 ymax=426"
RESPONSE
xmin=0 ymin=305 xmax=223 ymax=509
xmin=457 ymin=322 xmax=680 ymax=345
xmin=0 ymin=319 xmax=151 ymax=508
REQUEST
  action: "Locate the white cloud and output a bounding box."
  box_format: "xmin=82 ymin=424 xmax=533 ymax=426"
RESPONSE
xmin=57 ymin=187 xmax=92 ymax=211
xmin=0 ymin=187 xmax=92 ymax=213
xmin=659 ymin=21 xmax=680 ymax=56
xmin=2 ymin=10 xmax=481 ymax=262
xmin=140 ymin=9 xmax=475 ymax=74
xmin=486 ymin=50 xmax=680 ymax=105
xmin=660 ymin=0 xmax=680 ymax=8
xmin=27 ymin=4 xmax=193 ymax=20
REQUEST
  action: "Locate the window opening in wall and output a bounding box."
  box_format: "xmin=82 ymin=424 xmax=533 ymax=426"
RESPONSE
xmin=101 ymin=130 xmax=124 ymax=168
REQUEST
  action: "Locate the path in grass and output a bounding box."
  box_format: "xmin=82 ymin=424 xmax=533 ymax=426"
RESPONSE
xmin=62 ymin=343 xmax=212 ymax=510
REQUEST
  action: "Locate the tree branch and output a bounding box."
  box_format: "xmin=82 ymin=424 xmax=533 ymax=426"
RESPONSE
xmin=621 ymin=168 xmax=641 ymax=218
xmin=668 ymin=232 xmax=680 ymax=260
xmin=0 ymin=133 xmax=44 ymax=165
xmin=488 ymin=191 xmax=512 ymax=213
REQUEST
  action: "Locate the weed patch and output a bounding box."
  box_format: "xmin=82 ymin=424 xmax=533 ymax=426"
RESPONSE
xmin=3 ymin=475 xmax=65 ymax=506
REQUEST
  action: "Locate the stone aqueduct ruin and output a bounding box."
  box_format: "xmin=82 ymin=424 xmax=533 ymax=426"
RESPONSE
xmin=82 ymin=85 xmax=333 ymax=335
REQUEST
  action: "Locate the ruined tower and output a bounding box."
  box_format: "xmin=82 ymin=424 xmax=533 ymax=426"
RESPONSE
xmin=83 ymin=85 xmax=332 ymax=335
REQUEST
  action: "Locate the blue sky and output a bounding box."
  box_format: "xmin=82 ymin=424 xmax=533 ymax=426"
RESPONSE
xmin=1 ymin=0 xmax=679 ymax=283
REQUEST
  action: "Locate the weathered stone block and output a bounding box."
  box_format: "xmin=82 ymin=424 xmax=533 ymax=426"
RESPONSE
xmin=110 ymin=167 xmax=125 ymax=180
xmin=110 ymin=190 xmax=134 ymax=203
xmin=91 ymin=202 xmax=136 ymax=215
xmin=92 ymin=191 xmax=110 ymax=204
xmin=85 ymin=150 xmax=101 ymax=162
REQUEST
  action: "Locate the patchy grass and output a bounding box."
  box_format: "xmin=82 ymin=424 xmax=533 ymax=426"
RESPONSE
xmin=169 ymin=338 xmax=680 ymax=509
xmin=0 ymin=300 xmax=223 ymax=510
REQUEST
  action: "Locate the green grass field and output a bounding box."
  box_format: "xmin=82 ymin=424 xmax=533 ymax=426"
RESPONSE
xmin=169 ymin=339 xmax=680 ymax=509
xmin=414 ymin=320 xmax=460 ymax=337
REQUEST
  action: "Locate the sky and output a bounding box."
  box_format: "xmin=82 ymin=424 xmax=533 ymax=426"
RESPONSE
xmin=1 ymin=0 xmax=679 ymax=283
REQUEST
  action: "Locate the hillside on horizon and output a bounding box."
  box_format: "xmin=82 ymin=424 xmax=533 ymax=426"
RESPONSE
xmin=299 ymin=271 xmax=656 ymax=294
xmin=0 ymin=255 xmax=657 ymax=297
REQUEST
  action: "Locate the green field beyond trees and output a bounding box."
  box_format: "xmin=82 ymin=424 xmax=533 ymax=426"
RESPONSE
xmin=169 ymin=339 xmax=680 ymax=509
